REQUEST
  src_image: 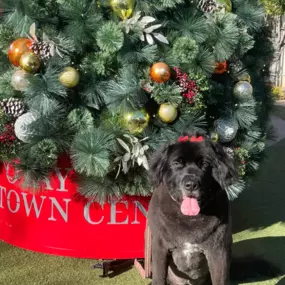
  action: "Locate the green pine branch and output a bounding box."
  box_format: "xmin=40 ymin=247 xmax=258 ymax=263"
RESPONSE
xmin=96 ymin=21 xmax=124 ymax=53
xmin=59 ymin=0 xmax=103 ymax=49
xmin=234 ymin=99 xmax=257 ymax=129
xmin=208 ymin=13 xmax=240 ymax=61
xmin=171 ymin=9 xmax=208 ymax=44
xmin=118 ymin=43 xmax=159 ymax=66
xmin=101 ymin=66 xmax=147 ymax=114
xmin=234 ymin=0 xmax=265 ymax=33
xmin=75 ymin=175 xmax=122 ymax=205
xmin=70 ymin=128 xmax=115 ymax=178
xmin=151 ymin=83 xmax=182 ymax=106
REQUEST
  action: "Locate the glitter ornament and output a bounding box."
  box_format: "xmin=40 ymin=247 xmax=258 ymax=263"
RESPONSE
xmin=14 ymin=112 xmax=37 ymax=143
xmin=150 ymin=62 xmax=171 ymax=83
xmin=19 ymin=52 xmax=41 ymax=73
xmin=8 ymin=38 xmax=33 ymax=67
xmin=215 ymin=118 xmax=238 ymax=143
xmin=233 ymin=81 xmax=253 ymax=101
xmin=124 ymin=109 xmax=150 ymax=134
xmin=11 ymin=70 xmax=30 ymax=91
xmin=110 ymin=0 xmax=135 ymax=19
xmin=59 ymin=67 xmax=80 ymax=88
xmin=158 ymin=103 xmax=178 ymax=123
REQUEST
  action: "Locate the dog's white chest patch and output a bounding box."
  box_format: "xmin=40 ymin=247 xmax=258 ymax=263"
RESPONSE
xmin=183 ymin=243 xmax=201 ymax=256
xmin=171 ymin=242 xmax=209 ymax=282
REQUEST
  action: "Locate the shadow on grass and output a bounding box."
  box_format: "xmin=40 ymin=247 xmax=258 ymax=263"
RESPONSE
xmin=231 ymin=237 xmax=285 ymax=283
xmin=232 ymin=138 xmax=285 ymax=233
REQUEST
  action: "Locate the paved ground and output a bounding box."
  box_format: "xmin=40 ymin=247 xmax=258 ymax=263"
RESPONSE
xmin=275 ymin=100 xmax=285 ymax=106
xmin=0 ymin=107 xmax=285 ymax=285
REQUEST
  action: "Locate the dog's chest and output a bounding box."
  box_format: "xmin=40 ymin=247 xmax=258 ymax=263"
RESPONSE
xmin=170 ymin=242 xmax=209 ymax=283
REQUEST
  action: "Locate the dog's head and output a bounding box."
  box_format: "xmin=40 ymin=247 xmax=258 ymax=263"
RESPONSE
xmin=149 ymin=134 xmax=237 ymax=216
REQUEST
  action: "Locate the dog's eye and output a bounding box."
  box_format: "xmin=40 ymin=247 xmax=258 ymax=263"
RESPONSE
xmin=173 ymin=158 xmax=184 ymax=166
xmin=197 ymin=160 xmax=208 ymax=169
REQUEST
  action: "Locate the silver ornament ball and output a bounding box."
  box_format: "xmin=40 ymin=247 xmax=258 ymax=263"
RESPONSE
xmin=233 ymin=81 xmax=253 ymax=100
xmin=11 ymin=70 xmax=30 ymax=91
xmin=215 ymin=118 xmax=238 ymax=143
xmin=14 ymin=112 xmax=37 ymax=143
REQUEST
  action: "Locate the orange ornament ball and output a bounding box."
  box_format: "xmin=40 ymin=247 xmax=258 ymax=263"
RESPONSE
xmin=150 ymin=62 xmax=171 ymax=83
xmin=8 ymin=38 xmax=33 ymax=67
xmin=214 ymin=61 xmax=227 ymax=74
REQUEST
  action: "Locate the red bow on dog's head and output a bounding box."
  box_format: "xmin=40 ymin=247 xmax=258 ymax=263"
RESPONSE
xmin=178 ymin=136 xmax=204 ymax=143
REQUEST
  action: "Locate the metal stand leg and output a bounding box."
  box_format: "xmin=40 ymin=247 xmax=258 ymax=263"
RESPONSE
xmin=134 ymin=220 xmax=152 ymax=279
xmin=93 ymin=220 xmax=152 ymax=279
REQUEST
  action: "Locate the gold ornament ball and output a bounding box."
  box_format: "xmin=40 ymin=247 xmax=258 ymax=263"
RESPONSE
xmin=59 ymin=67 xmax=80 ymax=88
xmin=150 ymin=62 xmax=171 ymax=83
xmin=19 ymin=52 xmax=41 ymax=73
xmin=124 ymin=109 xmax=150 ymax=134
xmin=11 ymin=69 xmax=30 ymax=91
xmin=237 ymin=73 xmax=251 ymax=83
xmin=216 ymin=0 xmax=232 ymax=12
xmin=110 ymin=0 xmax=135 ymax=19
xmin=158 ymin=103 xmax=178 ymax=123
xmin=210 ymin=131 xmax=219 ymax=142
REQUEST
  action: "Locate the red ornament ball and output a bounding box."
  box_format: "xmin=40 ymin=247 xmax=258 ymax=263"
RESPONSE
xmin=214 ymin=61 xmax=227 ymax=74
xmin=8 ymin=38 xmax=33 ymax=67
xmin=150 ymin=62 xmax=171 ymax=83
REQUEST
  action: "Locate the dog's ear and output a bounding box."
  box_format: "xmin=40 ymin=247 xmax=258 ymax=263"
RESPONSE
xmin=149 ymin=145 xmax=169 ymax=188
xmin=211 ymin=142 xmax=238 ymax=190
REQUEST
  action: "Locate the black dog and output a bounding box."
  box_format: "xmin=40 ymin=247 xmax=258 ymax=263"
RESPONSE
xmin=148 ymin=134 xmax=237 ymax=285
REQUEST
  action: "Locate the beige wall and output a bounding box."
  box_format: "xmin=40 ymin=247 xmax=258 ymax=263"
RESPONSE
xmin=276 ymin=16 xmax=285 ymax=90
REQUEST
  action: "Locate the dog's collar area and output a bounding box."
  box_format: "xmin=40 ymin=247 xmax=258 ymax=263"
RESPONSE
xmin=178 ymin=136 xmax=204 ymax=143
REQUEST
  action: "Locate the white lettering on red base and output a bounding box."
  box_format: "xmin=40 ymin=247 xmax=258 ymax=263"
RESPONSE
xmin=7 ymin=190 xmax=20 ymax=213
xmin=0 ymin=165 xmax=148 ymax=224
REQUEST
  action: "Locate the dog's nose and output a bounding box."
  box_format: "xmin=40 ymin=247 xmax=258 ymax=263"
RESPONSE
xmin=184 ymin=180 xmax=197 ymax=191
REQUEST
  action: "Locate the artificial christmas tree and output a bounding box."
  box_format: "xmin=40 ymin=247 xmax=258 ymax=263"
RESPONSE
xmin=0 ymin=0 xmax=274 ymax=204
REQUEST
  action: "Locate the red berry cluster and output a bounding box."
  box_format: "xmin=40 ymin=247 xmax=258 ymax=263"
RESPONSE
xmin=0 ymin=122 xmax=16 ymax=145
xmin=174 ymin=67 xmax=200 ymax=104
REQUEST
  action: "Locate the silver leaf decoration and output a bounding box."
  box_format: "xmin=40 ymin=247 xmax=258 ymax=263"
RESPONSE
xmin=146 ymin=34 xmax=154 ymax=45
xmin=144 ymin=24 xmax=162 ymax=34
xmin=123 ymin=152 xmax=131 ymax=162
xmin=142 ymin=156 xmax=149 ymax=170
xmin=139 ymin=33 xmax=145 ymax=41
xmin=153 ymin=33 xmax=169 ymax=44
xmin=140 ymin=16 xmax=156 ymax=25
xmin=117 ymin=138 xmax=131 ymax=153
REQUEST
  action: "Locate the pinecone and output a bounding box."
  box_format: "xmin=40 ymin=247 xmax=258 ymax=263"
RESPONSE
xmin=0 ymin=98 xmax=25 ymax=118
xmin=198 ymin=0 xmax=217 ymax=13
xmin=31 ymin=41 xmax=54 ymax=60
xmin=229 ymin=60 xmax=244 ymax=75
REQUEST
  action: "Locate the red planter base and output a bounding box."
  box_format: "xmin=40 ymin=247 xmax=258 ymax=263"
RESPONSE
xmin=0 ymin=158 xmax=150 ymax=259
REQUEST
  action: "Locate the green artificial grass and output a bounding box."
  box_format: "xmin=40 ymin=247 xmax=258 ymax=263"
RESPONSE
xmin=1 ymin=114 xmax=285 ymax=285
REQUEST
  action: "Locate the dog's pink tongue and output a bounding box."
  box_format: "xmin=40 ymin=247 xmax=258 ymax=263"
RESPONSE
xmin=181 ymin=197 xmax=200 ymax=216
